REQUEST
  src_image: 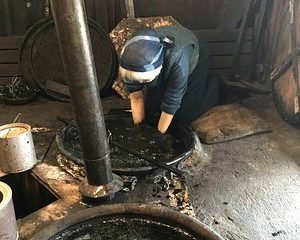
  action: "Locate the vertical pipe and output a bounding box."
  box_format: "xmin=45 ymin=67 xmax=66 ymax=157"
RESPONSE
xmin=50 ymin=0 xmax=113 ymax=186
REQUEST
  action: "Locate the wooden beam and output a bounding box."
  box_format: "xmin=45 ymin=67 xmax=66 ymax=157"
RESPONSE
xmin=0 ymin=36 xmax=23 ymax=50
xmin=0 ymin=50 xmax=19 ymax=63
xmin=0 ymin=64 xmax=20 ymax=76
xmin=2 ymin=0 xmax=12 ymax=35
xmin=212 ymin=68 xmax=249 ymax=79
xmin=193 ymin=28 xmax=253 ymax=43
xmin=211 ymin=55 xmax=251 ymax=69
xmin=208 ymin=41 xmax=252 ymax=56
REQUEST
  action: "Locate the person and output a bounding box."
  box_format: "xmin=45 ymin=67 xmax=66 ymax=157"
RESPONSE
xmin=119 ymin=26 xmax=222 ymax=134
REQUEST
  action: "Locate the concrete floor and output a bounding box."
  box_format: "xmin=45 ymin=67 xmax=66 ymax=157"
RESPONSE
xmin=185 ymin=95 xmax=300 ymax=240
xmin=0 ymin=94 xmax=299 ymax=240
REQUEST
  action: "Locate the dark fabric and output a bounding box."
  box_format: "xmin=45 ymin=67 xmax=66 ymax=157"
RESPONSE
xmin=120 ymin=40 xmax=164 ymax=72
xmin=156 ymin=26 xmax=199 ymax=76
xmin=120 ymin=28 xmax=164 ymax=72
xmin=125 ymin=33 xmax=220 ymax=124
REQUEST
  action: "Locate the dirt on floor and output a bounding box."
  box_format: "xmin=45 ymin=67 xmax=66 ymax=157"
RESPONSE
xmin=0 ymin=94 xmax=299 ymax=240
xmin=184 ymin=95 xmax=300 ymax=240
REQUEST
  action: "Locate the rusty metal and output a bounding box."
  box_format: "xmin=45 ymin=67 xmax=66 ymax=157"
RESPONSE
xmin=290 ymin=0 xmax=300 ymax=113
xmin=50 ymin=0 xmax=122 ymax=201
xmin=0 ymin=123 xmax=37 ymax=173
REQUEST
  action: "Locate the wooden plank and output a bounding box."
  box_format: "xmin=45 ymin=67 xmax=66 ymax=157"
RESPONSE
xmin=0 ymin=36 xmax=23 ymax=50
xmin=9 ymin=0 xmax=27 ymax=35
xmin=0 ymin=64 xmax=20 ymax=76
xmin=133 ymin=0 xmax=227 ymax=30
xmin=293 ymin=0 xmax=300 ymax=113
xmin=0 ymin=1 xmax=6 ymax=36
xmin=0 ymin=50 xmax=19 ymax=63
xmin=210 ymin=55 xmax=251 ymax=69
xmin=193 ymin=28 xmax=253 ymax=43
xmin=25 ymin=0 xmax=44 ymax=30
xmin=212 ymin=68 xmax=249 ymax=79
xmin=208 ymin=41 xmax=253 ymax=56
xmin=2 ymin=0 xmax=12 ymax=35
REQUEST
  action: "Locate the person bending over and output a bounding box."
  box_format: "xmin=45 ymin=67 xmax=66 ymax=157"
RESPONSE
xmin=119 ymin=26 xmax=221 ymax=133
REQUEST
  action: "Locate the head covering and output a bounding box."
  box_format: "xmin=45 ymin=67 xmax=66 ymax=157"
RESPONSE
xmin=119 ymin=28 xmax=164 ymax=83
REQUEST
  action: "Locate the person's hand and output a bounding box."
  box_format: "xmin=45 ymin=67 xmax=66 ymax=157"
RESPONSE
xmin=158 ymin=112 xmax=174 ymax=133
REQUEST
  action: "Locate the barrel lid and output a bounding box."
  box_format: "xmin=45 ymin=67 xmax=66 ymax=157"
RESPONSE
xmin=20 ymin=18 xmax=118 ymax=102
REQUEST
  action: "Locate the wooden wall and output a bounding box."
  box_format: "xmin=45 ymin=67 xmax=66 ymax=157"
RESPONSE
xmin=0 ymin=0 xmax=249 ymax=36
xmin=0 ymin=0 xmax=126 ymax=36
xmin=262 ymin=0 xmax=290 ymax=76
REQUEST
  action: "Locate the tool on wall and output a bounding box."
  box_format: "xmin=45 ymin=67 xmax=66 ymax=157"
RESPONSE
xmin=231 ymin=0 xmax=254 ymax=81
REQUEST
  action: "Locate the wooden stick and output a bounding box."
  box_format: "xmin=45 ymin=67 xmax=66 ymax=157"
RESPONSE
xmin=4 ymin=113 xmax=22 ymax=138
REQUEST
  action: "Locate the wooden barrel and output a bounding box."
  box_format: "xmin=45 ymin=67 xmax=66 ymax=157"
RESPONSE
xmin=269 ymin=0 xmax=300 ymax=127
xmin=20 ymin=18 xmax=118 ymax=102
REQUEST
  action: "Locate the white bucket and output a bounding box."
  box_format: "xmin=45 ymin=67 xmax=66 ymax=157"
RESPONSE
xmin=0 ymin=123 xmax=37 ymax=173
xmin=0 ymin=181 xmax=18 ymax=240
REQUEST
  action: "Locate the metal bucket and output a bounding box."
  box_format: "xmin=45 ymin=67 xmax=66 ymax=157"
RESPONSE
xmin=0 ymin=181 xmax=18 ymax=240
xmin=31 ymin=203 xmax=224 ymax=240
xmin=0 ymin=123 xmax=37 ymax=173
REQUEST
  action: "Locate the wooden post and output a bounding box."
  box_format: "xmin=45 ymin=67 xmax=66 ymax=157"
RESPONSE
xmin=290 ymin=0 xmax=300 ymax=113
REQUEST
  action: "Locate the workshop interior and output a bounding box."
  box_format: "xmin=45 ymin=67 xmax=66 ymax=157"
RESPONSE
xmin=0 ymin=0 xmax=299 ymax=240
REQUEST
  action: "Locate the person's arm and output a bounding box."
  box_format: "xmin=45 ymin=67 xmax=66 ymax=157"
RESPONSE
xmin=158 ymin=111 xmax=174 ymax=133
xmin=159 ymin=46 xmax=192 ymax=133
xmin=130 ymin=90 xmax=145 ymax=124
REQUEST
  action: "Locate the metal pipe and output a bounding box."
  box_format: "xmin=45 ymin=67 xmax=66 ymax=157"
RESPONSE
xmin=50 ymin=0 xmax=113 ymax=186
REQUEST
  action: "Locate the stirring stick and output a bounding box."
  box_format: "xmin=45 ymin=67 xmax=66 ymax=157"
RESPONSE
xmin=5 ymin=113 xmax=22 ymax=138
